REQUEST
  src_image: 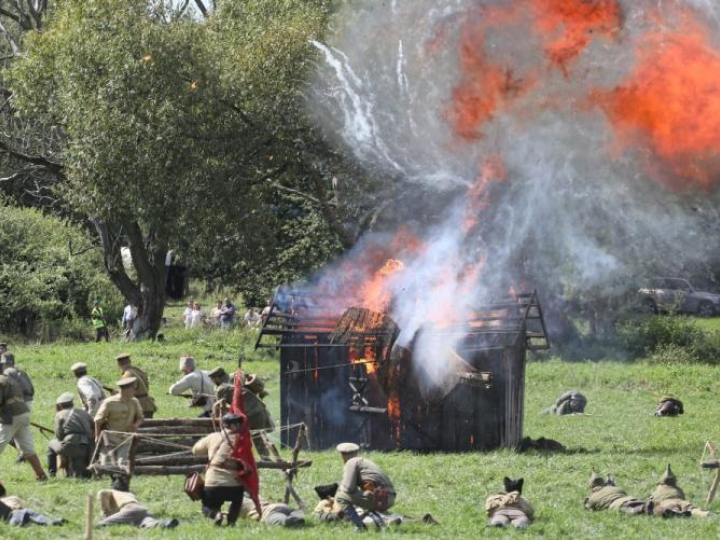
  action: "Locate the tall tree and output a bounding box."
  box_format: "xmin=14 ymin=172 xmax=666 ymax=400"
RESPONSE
xmin=4 ymin=0 xmax=334 ymax=339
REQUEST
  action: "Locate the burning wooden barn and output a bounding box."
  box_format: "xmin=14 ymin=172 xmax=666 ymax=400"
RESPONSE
xmin=256 ymin=289 xmax=549 ymax=452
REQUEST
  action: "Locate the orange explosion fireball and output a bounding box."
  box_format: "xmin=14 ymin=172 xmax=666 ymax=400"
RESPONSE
xmin=592 ymin=17 xmax=720 ymax=191
xmin=531 ymin=0 xmax=621 ymax=74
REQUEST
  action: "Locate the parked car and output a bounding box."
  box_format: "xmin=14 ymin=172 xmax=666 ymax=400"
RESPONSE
xmin=638 ymin=277 xmax=720 ymax=317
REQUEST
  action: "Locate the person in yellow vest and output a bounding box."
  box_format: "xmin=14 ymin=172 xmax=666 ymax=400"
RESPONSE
xmin=91 ymin=299 xmax=109 ymax=342
xmin=116 ymin=353 xmax=157 ymax=419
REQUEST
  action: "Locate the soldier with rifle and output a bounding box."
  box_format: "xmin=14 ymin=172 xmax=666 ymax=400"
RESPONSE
xmin=71 ymin=362 xmax=107 ymax=416
xmin=0 ymin=352 xmax=34 ymax=463
xmin=47 ymin=392 xmax=94 ymax=478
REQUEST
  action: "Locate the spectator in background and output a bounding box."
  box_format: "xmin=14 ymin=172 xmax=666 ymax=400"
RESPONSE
xmin=209 ymin=301 xmax=223 ymax=327
xmin=187 ymin=302 xmax=204 ymax=329
xmin=244 ymin=308 xmax=262 ymax=329
xmin=260 ymin=299 xmax=272 ymax=324
xmin=91 ymin=300 xmax=109 ymax=342
xmin=219 ymin=298 xmax=236 ymax=329
xmin=122 ymin=304 xmax=137 ymax=337
xmin=182 ymin=300 xmax=194 ymax=329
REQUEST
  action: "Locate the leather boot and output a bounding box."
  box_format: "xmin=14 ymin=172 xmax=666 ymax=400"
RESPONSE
xmin=26 ymin=454 xmax=48 ymax=480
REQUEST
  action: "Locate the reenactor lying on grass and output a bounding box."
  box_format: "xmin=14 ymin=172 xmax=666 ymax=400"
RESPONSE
xmin=331 ymin=442 xmax=396 ymax=531
xmin=209 ymin=367 xmax=273 ymax=457
xmin=0 ymin=368 xmax=47 ymax=480
xmin=542 ymin=390 xmax=587 ymax=415
xmin=654 ymin=397 xmax=684 ymax=417
xmin=485 ymin=477 xmax=534 ymax=529
xmin=47 ymin=392 xmax=94 ymax=478
xmin=0 ymin=479 xmax=66 ymax=527
xmin=313 ymin=483 xmax=437 ymax=529
xmin=116 ymin=353 xmax=157 ymax=419
xmin=650 ymin=464 xmax=710 ymax=518
xmin=70 ymin=362 xmax=106 ymax=416
xmin=584 ymin=472 xmax=653 ymax=515
xmin=97 ymin=486 xmax=179 ymax=529
xmin=239 ymin=496 xmax=305 ymax=527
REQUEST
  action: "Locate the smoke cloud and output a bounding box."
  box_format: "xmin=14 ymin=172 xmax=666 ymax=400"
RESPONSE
xmin=302 ymin=0 xmax=720 ymax=360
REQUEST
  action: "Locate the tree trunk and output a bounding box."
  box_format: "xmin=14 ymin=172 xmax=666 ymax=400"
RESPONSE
xmin=93 ymin=219 xmax=166 ymax=341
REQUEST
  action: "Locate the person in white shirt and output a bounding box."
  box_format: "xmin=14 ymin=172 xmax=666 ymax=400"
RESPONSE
xmin=122 ymin=305 xmax=137 ymax=335
xmin=168 ymin=356 xmax=215 ymax=416
xmin=209 ymin=301 xmax=223 ymax=327
xmin=187 ymin=302 xmax=204 ymax=329
xmin=70 ymin=363 xmax=107 ymax=416
xmin=182 ymin=301 xmax=193 ymax=329
xmin=244 ymin=308 xmax=262 ymax=329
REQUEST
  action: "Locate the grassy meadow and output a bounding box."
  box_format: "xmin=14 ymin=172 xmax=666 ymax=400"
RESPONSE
xmin=2 ymin=307 xmax=720 ymax=539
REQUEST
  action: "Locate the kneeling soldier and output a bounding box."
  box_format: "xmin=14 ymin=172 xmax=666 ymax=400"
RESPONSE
xmin=47 ymin=392 xmax=94 ymax=478
xmin=485 ymin=477 xmax=534 ymax=529
xmin=650 ymin=464 xmax=710 ymax=518
xmin=192 ymin=413 xmax=246 ymax=526
xmin=334 ymin=442 xmax=396 ymax=531
xmin=584 ymin=471 xmax=653 ymax=515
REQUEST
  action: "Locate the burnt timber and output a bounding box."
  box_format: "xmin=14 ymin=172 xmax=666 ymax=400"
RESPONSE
xmin=256 ymin=288 xmax=550 ymax=452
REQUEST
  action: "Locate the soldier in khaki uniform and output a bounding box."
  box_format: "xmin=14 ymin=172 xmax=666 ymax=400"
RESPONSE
xmin=650 ymin=464 xmax=710 ymax=518
xmin=192 ymin=413 xmax=246 ymax=526
xmin=584 ymin=471 xmax=652 ymax=515
xmin=239 ymin=497 xmax=305 ymax=527
xmin=97 ymin=488 xmax=178 ymax=528
xmin=0 ymin=371 xmax=47 ymax=480
xmin=208 ymin=367 xmax=273 ymax=457
xmin=94 ymin=376 xmax=144 ymax=467
xmin=47 ymin=392 xmax=94 ymax=478
xmin=116 ymin=353 xmax=156 ymax=419
xmin=334 ymin=442 xmax=396 ymax=531
xmin=485 ymin=477 xmax=533 ymax=528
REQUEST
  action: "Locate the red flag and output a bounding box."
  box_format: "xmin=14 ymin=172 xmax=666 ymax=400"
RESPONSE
xmin=229 ymin=369 xmax=262 ymax=514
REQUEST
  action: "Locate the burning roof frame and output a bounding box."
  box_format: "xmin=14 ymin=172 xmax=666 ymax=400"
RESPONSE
xmin=255 ymin=287 xmax=550 ymax=451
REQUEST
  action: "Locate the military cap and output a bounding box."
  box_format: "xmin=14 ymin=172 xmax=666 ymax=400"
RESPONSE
xmin=660 ymin=463 xmax=677 ymax=485
xmin=336 ymin=442 xmax=360 ymax=454
xmin=115 ymin=353 xmax=131 ymax=362
xmin=55 ymin=392 xmax=74 ymax=405
xmin=588 ymin=471 xmax=605 ymax=488
xmin=0 ymin=353 xmax=14 ymax=364
xmin=222 ymin=413 xmax=243 ymax=424
xmin=209 ymin=367 xmax=227 ymax=379
xmin=117 ymin=376 xmax=138 ymax=387
xmin=70 ymin=362 xmax=87 ymax=372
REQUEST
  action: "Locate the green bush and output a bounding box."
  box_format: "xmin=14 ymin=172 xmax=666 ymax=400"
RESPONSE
xmin=0 ymin=204 xmax=122 ymax=341
xmin=620 ymin=315 xmax=720 ymax=364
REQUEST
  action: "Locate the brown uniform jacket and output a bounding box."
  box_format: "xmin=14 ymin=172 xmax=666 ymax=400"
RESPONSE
xmin=192 ymin=430 xmax=241 ymax=487
xmin=0 ymin=373 xmax=29 ymax=424
xmin=485 ymin=491 xmax=534 ymax=518
xmin=94 ymin=394 xmax=144 ymax=432
xmin=341 ymin=457 xmax=395 ymax=495
xmin=55 ymin=407 xmax=94 ymax=445
xmin=122 ymin=366 xmax=156 ymax=414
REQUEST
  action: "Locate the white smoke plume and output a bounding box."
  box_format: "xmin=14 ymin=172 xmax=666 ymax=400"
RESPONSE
xmin=302 ymin=0 xmax=720 ymax=363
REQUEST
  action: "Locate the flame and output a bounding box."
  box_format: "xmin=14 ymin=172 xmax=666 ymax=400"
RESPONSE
xmin=387 ymin=394 xmax=401 ymax=446
xmin=591 ymin=16 xmax=720 ymax=191
xmin=358 ymin=258 xmax=405 ymax=313
xmin=449 ymin=11 xmax=533 ymax=140
xmin=530 ymin=0 xmax=621 ymax=73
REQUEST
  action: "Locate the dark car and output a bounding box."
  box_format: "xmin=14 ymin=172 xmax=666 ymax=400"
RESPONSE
xmin=638 ymin=277 xmax=720 ymax=317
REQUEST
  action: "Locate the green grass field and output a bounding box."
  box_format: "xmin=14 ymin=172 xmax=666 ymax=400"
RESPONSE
xmin=2 ymin=311 xmax=720 ymax=539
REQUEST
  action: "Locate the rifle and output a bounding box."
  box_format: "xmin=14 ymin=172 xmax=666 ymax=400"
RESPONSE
xmin=31 ymin=422 xmax=54 ymax=435
xmin=103 ymin=385 xmax=117 ymax=394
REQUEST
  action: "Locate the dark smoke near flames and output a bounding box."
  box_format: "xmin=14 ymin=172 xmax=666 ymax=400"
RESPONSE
xmin=301 ymin=0 xmax=720 ymax=360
